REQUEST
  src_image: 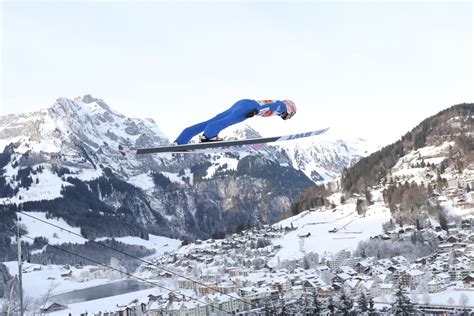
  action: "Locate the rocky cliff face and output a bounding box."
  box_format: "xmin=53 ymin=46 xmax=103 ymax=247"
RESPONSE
xmin=0 ymin=95 xmax=369 ymax=242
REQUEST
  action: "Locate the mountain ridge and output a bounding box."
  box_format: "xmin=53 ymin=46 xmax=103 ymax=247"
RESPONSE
xmin=0 ymin=95 xmax=370 ymax=251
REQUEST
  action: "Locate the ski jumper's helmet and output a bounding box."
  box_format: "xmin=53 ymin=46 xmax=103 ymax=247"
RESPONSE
xmin=281 ymin=100 xmax=297 ymax=120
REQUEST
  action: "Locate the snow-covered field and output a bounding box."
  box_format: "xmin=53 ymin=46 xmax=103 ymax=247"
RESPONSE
xmin=375 ymin=287 xmax=474 ymax=309
xmin=127 ymin=173 xmax=155 ymax=191
xmin=3 ymin=212 xmax=181 ymax=302
xmin=47 ymin=286 xmax=180 ymax=316
xmin=0 ymin=167 xmax=72 ymax=205
xmin=18 ymin=212 xmax=85 ymax=245
xmin=269 ymin=201 xmax=391 ymax=266
xmin=391 ymin=142 xmax=453 ymax=184
xmin=97 ymin=234 xmax=181 ymax=259
xmin=440 ymin=200 xmax=474 ymax=218
xmin=3 ymin=262 xmax=112 ymax=299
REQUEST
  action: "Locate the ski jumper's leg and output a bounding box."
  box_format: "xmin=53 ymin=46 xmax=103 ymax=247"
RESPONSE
xmin=203 ymin=99 xmax=256 ymax=138
xmin=175 ymin=108 xmax=233 ymax=144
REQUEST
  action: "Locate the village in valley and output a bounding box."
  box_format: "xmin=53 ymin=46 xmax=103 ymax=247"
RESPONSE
xmin=40 ymin=215 xmax=473 ymax=315
xmin=4 ymin=133 xmax=470 ymax=315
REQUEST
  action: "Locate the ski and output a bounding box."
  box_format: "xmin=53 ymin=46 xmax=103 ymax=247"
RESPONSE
xmin=119 ymin=127 xmax=329 ymax=155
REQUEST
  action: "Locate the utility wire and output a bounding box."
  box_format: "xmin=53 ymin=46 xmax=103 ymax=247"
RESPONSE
xmin=0 ymin=225 xmax=234 ymax=315
xmin=16 ymin=210 xmax=255 ymax=309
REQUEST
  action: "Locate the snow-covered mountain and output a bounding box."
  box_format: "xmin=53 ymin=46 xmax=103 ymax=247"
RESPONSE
xmin=276 ymin=135 xmax=375 ymax=183
xmin=0 ymin=95 xmax=372 ymax=247
xmin=1 ymin=102 xmax=472 ymax=315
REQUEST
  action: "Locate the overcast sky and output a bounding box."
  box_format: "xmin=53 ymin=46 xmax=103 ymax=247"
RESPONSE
xmin=1 ymin=1 xmax=472 ymax=146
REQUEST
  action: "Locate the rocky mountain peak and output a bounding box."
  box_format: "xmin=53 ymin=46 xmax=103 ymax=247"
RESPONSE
xmin=0 ymin=95 xmax=373 ymax=242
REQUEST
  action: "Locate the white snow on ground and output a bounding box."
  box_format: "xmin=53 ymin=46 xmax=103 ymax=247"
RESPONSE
xmin=393 ymin=142 xmax=453 ymax=171
xmin=375 ymin=288 xmax=474 ymax=308
xmin=3 ymin=262 xmax=112 ymax=299
xmin=204 ymin=155 xmax=240 ymax=179
xmin=19 ymin=211 xmax=181 ymax=252
xmin=0 ymin=167 xmax=72 ymax=204
xmin=48 ymin=287 xmax=172 ymax=315
xmin=440 ymin=200 xmax=474 ymax=218
xmin=4 ymin=233 xmax=180 ymax=301
xmin=390 ymin=142 xmax=454 ymax=185
xmin=18 ymin=212 xmax=86 ymax=245
xmin=97 ymin=234 xmax=181 ymax=258
xmin=161 ymin=170 xmax=193 ymax=185
xmin=268 ymin=201 xmax=391 ymax=266
xmin=71 ymin=168 xmax=104 ymax=182
xmin=128 ymin=173 xmax=155 ymax=191
xmin=0 ymin=137 xmax=21 ymax=152
xmin=274 ymin=130 xmax=379 ymax=182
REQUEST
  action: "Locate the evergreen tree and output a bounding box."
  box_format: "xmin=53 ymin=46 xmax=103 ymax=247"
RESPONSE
xmin=328 ymin=295 xmax=337 ymax=316
xmin=393 ymin=283 xmax=415 ymax=315
xmin=438 ymin=211 xmax=448 ymax=231
xmin=339 ymin=290 xmax=354 ymax=315
xmin=368 ymin=296 xmax=376 ymax=316
xmin=416 ymin=218 xmax=421 ymax=231
xmin=358 ymin=292 xmax=368 ymax=313
xmin=312 ymin=292 xmax=322 ymax=315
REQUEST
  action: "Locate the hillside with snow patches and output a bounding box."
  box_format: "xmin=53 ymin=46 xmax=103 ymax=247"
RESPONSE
xmin=269 ymin=138 xmax=473 ymax=265
xmin=1 ymin=103 xmax=472 ymax=314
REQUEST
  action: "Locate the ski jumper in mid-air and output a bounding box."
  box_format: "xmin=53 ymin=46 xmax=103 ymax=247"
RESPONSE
xmin=174 ymin=99 xmax=297 ymax=145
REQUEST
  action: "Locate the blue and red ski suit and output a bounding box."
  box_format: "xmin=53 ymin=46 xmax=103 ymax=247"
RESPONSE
xmin=175 ymin=99 xmax=287 ymax=145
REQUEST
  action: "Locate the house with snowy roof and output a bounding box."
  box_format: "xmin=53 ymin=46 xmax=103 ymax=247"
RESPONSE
xmin=355 ymin=257 xmax=376 ymax=274
xmin=377 ymin=258 xmax=393 ymax=268
xmin=196 ymin=282 xmax=218 ymax=296
xmin=39 ymin=303 xmax=68 ymax=314
xmin=435 ymin=272 xmax=451 ymax=285
xmin=400 ymin=269 xmax=425 ymax=289
xmin=343 ymin=279 xmax=360 ymax=297
xmin=205 ymin=292 xmax=246 ymax=314
xmin=303 ymin=278 xmax=325 ymax=293
xmin=316 ymin=285 xmax=333 ymax=299
xmin=177 ymin=277 xmax=196 ymax=290
xmin=449 ymin=263 xmax=470 ymax=280
xmin=427 ymin=279 xmax=445 ymax=293
xmin=332 ymin=273 xmax=352 ymax=285
xmin=360 ymin=280 xmax=380 ymax=297
xmin=239 ymin=286 xmax=279 ymax=307
xmin=462 ymin=274 xmax=474 ymax=288
xmin=338 ymin=266 xmax=357 ymax=276
xmin=217 ymin=282 xmax=237 ymax=294
xmin=392 ymin=256 xmax=410 ymax=266
xmin=378 ymin=283 xmax=394 ymax=295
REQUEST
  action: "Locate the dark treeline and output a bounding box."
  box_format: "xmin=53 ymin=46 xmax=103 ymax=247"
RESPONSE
xmin=19 ymin=173 xmax=160 ymax=240
xmin=0 ymin=263 xmax=11 ymax=298
xmin=289 ymin=185 xmax=331 ymax=216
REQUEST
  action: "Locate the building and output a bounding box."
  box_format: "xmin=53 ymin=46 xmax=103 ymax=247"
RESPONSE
xmin=427 ymin=279 xmax=444 ymax=293
xmin=400 ymin=269 xmax=425 ymax=289
xmin=40 ymin=303 xmax=67 ymax=313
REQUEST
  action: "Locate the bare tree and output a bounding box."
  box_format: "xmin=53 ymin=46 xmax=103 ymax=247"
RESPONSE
xmin=39 ymin=282 xmax=60 ymax=312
